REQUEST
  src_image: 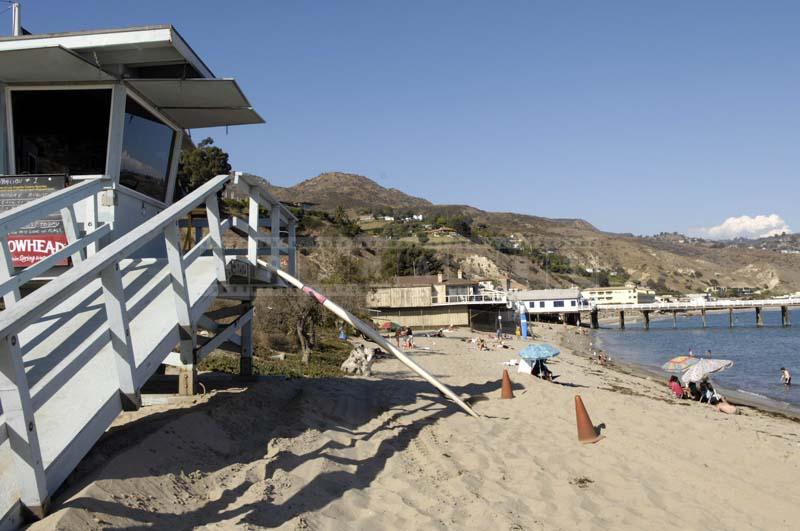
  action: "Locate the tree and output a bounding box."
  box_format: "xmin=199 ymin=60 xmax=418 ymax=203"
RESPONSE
xmin=176 ymin=137 xmax=231 ymax=197
xmin=380 ymin=242 xmax=442 ymax=277
xmin=332 ymin=206 xmax=361 ymax=237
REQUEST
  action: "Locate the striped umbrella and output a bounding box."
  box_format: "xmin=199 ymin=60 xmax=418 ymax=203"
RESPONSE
xmin=681 ymin=358 xmax=733 ymax=384
xmin=661 ymin=355 xmax=700 ymax=373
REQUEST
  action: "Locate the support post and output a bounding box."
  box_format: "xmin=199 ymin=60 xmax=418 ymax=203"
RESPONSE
xmin=755 ymin=307 xmax=763 ymax=328
xmin=729 ymin=308 xmax=734 ymax=328
xmin=701 ymin=309 xmax=707 ymax=328
xmin=0 ymin=237 xmax=20 ymax=307
xmin=270 ymin=202 xmax=280 ymax=272
xmin=100 ymin=262 xmax=140 ymax=410
xmin=781 ymin=306 xmax=791 ymax=327
xmin=164 ymin=221 xmax=196 ymax=394
xmin=59 ymin=205 xmax=84 ymax=265
xmin=287 ymin=220 xmax=297 ymax=276
xmin=247 ymin=188 xmax=259 ymax=266
xmin=0 ymin=82 xmax=8 ymax=174
xmin=590 ymin=309 xmax=599 ymax=329
xmin=673 ymin=311 xmax=677 ymax=329
xmin=205 ymin=194 xmax=227 ymax=282
xmin=240 ymin=300 xmax=254 ymax=377
xmin=619 ymin=310 xmax=625 ymax=330
xmin=85 ymin=190 xmax=100 ymax=256
xmin=643 ymin=310 xmax=650 ymax=330
xmin=0 ymin=335 xmax=49 ymax=518
xmin=560 ymin=313 xmax=566 ymax=328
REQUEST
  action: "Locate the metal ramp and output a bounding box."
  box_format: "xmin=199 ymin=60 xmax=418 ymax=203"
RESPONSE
xmin=0 ymin=173 xmax=297 ymax=528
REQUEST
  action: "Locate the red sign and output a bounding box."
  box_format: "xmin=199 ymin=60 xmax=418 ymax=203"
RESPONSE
xmin=6 ymin=234 xmax=69 ymax=267
xmin=0 ymin=175 xmax=69 ymax=268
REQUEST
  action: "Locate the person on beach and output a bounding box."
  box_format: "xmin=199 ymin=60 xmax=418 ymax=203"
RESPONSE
xmin=688 ymin=348 xmax=694 ymax=357
xmin=394 ymin=328 xmax=401 ymax=348
xmin=706 ymin=349 xmax=712 ymax=358
xmin=781 ymin=367 xmax=792 ymax=386
xmin=716 ymin=397 xmax=737 ymax=415
xmin=668 ymin=376 xmax=685 ymax=398
xmin=686 ymin=381 xmax=701 ymax=401
xmin=404 ymin=327 xmax=414 ymax=349
xmin=532 ymin=359 xmax=553 ymax=381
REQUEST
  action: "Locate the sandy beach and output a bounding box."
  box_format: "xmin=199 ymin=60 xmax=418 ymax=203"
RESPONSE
xmin=31 ymin=324 xmax=800 ymax=530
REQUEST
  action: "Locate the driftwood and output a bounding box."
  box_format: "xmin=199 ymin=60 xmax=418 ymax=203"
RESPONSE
xmin=340 ymin=344 xmax=376 ymax=376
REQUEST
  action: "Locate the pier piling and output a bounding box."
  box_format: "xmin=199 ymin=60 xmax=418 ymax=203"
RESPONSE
xmin=701 ymin=309 xmax=707 ymax=328
xmin=643 ymin=310 xmax=650 ymax=330
xmin=619 ymin=310 xmax=625 ymax=330
xmin=755 ymin=307 xmax=763 ymax=328
xmin=591 ymin=309 xmax=599 ymax=329
xmin=672 ymin=311 xmax=677 ymax=328
xmin=729 ymin=308 xmax=733 ymax=328
xmin=781 ymin=306 xmax=791 ymax=327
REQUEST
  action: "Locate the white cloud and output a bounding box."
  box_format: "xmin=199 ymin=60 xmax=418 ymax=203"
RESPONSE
xmin=690 ymin=214 xmax=791 ymax=240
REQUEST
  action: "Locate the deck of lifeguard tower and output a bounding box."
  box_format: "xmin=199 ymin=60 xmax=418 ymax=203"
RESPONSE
xmin=0 ymin=22 xmax=300 ymax=528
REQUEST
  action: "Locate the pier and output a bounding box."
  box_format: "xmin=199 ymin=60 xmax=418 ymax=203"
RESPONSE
xmin=589 ymin=298 xmax=800 ymax=330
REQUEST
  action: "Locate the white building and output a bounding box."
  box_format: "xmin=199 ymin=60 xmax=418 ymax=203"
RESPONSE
xmin=510 ymin=287 xmax=589 ymax=314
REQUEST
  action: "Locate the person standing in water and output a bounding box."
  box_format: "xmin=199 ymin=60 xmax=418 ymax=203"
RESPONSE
xmin=781 ymin=367 xmax=792 ymax=386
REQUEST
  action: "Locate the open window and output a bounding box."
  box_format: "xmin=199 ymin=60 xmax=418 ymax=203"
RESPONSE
xmin=11 ymin=89 xmax=112 ymax=175
xmin=119 ymin=97 xmax=177 ymax=203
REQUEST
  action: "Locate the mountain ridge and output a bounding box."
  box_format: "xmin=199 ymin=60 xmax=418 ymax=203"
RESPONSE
xmin=264 ymin=172 xmax=800 ymax=294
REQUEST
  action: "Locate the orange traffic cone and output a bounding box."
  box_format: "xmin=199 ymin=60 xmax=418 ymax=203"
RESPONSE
xmin=575 ymin=395 xmax=603 ymax=444
xmin=501 ymin=369 xmax=514 ymax=399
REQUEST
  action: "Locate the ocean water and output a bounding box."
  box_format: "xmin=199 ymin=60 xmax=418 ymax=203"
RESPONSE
xmin=593 ymin=308 xmax=800 ymax=408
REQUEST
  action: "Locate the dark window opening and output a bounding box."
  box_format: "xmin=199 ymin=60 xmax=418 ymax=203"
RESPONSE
xmin=120 ymin=97 xmax=176 ymax=203
xmin=539 ymin=301 xmax=545 ymax=308
xmin=12 ymin=89 xmax=111 ymax=175
xmin=553 ymin=300 xmax=565 ymax=308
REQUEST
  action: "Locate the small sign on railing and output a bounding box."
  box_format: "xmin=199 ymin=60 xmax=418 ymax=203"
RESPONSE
xmin=0 ymin=175 xmax=69 ymax=267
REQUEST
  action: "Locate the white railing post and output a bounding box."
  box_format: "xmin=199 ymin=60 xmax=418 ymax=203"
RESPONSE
xmin=288 ymin=220 xmax=297 ymax=276
xmin=270 ymin=201 xmax=280 ymax=271
xmin=0 ymin=334 xmax=49 ymax=518
xmin=204 ymin=194 xmax=227 ymax=282
xmin=0 ymin=237 xmax=20 ymax=306
xmin=100 ymin=262 xmax=140 ymax=410
xmin=240 ymin=302 xmax=254 ymax=377
xmin=164 ymin=221 xmax=196 ymax=394
xmin=59 ymin=204 xmax=83 ymax=265
xmin=247 ymin=188 xmax=259 ymax=266
xmin=85 ymin=190 xmax=100 ymax=256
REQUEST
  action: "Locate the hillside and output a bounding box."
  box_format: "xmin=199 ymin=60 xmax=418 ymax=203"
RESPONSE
xmin=268 ymin=172 xmax=432 ymax=211
xmin=266 ymin=172 xmax=800 ymax=294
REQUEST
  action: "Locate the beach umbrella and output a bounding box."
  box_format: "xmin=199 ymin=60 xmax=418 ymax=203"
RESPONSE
xmin=680 ymin=358 xmax=733 ymax=384
xmin=519 ymin=343 xmax=560 ymax=361
xmin=379 ymin=321 xmax=401 ymax=331
xmin=661 ymin=355 xmax=700 ymax=373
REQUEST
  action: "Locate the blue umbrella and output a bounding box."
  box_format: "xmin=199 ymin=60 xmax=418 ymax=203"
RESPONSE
xmin=519 ymin=343 xmax=560 ymax=361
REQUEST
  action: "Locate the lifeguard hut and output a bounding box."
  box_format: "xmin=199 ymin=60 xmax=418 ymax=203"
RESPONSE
xmin=0 ymin=11 xmax=298 ymax=526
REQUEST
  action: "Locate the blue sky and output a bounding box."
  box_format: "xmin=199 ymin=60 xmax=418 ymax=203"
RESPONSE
xmin=11 ymin=1 xmax=800 ymax=236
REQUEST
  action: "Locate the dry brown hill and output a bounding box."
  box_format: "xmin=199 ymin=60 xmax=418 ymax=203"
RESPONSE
xmin=267 ymin=172 xmax=800 ymax=294
xmin=268 ymin=172 xmax=431 ymax=211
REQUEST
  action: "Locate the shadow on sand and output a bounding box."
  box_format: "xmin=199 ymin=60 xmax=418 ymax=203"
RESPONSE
xmin=52 ymin=373 xmax=506 ymax=529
